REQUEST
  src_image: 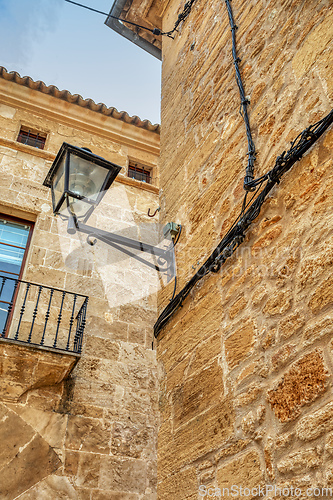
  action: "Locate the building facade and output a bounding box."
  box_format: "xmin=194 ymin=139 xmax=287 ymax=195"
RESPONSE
xmin=107 ymin=0 xmax=333 ymax=498
xmin=0 ymin=67 xmax=160 ymax=499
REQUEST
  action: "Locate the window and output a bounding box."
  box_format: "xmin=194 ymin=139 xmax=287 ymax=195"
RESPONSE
xmin=0 ymin=215 xmax=34 ymax=335
xmin=128 ymin=161 xmax=152 ymax=184
xmin=17 ymin=126 xmax=46 ymax=149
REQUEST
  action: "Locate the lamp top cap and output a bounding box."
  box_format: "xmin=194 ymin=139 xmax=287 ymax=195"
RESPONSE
xmin=42 ymin=142 xmax=122 ymax=188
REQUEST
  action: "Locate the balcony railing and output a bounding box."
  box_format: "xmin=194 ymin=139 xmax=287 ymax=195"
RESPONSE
xmin=0 ymin=275 xmax=88 ymax=354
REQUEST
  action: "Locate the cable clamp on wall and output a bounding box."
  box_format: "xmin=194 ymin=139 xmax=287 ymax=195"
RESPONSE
xmin=211 ymin=260 xmax=222 ymax=273
xmin=268 ymin=170 xmax=280 ymax=184
xmin=237 ymin=219 xmax=247 ymax=232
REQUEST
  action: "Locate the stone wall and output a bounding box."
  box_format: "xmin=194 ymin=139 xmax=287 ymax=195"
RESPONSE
xmin=156 ymin=0 xmax=333 ymax=497
xmin=0 ymin=77 xmax=160 ymax=499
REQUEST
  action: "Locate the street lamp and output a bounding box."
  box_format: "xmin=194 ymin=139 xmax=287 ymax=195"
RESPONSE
xmin=43 ymin=142 xmax=121 ymax=222
xmin=43 ymin=143 xmax=180 ymax=275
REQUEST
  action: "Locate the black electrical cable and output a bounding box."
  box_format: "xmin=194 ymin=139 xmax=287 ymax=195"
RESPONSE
xmin=154 ymin=109 xmax=333 ymax=338
xmin=64 ymin=0 xmax=191 ymax=38
xmin=64 ymin=0 xmax=163 ymax=35
xmin=64 ymin=0 xmax=202 ymax=39
xmin=162 ymin=0 xmax=197 ymax=38
xmin=170 ymin=275 xmax=178 ymax=301
xmin=169 ymin=224 xmax=182 ymax=301
xmin=225 ymin=0 xmax=256 ymax=192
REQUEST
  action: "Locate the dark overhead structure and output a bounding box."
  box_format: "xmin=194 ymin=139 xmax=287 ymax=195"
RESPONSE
xmin=105 ymin=0 xmax=162 ymax=59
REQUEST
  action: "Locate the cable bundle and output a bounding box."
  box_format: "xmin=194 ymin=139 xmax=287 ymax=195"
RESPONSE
xmin=154 ymin=110 xmax=333 ymax=337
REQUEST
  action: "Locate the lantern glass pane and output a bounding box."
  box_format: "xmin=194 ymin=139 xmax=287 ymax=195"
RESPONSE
xmin=68 ymin=155 xmax=110 ymax=201
xmin=51 ymin=155 xmax=66 ymax=211
xmin=67 ymin=196 xmax=90 ymax=217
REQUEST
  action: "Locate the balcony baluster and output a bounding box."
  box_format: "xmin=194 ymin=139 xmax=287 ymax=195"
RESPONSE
xmin=0 ymin=274 xmax=88 ymax=355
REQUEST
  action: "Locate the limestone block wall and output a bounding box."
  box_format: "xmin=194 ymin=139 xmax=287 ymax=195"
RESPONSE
xmin=156 ymin=0 xmax=333 ymax=497
xmin=0 ymin=78 xmax=160 ymax=499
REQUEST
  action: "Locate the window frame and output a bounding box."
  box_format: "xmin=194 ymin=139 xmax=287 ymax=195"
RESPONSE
xmin=128 ymin=161 xmax=152 ymax=184
xmin=16 ymin=126 xmax=47 ymax=150
xmin=0 ymin=213 xmax=34 ymax=337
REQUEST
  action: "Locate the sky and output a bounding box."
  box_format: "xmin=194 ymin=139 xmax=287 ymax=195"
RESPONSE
xmin=0 ymin=0 xmax=162 ymax=124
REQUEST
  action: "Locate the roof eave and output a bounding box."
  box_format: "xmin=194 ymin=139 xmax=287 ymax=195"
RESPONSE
xmin=0 ymin=66 xmax=160 ymax=134
xmin=105 ymin=0 xmax=162 ymax=60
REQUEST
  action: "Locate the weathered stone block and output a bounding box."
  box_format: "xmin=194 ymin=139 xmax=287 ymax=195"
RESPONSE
xmin=229 ymin=295 xmax=247 ymax=320
xmin=71 ymin=377 xmax=116 ymax=409
xmin=241 ymin=410 xmax=256 ymax=436
xmin=275 ymin=432 xmax=294 ymax=449
xmin=278 ymin=311 xmax=305 ymax=340
xmin=158 ymin=466 xmax=197 ymax=500
xmin=263 ymin=289 xmax=292 ymax=316
xmin=252 ymin=225 xmax=283 ymax=253
xmin=298 ymin=240 xmax=333 ymax=289
xmin=292 ymin=10 xmax=333 ymax=79
xmin=185 ymin=333 xmax=221 ymax=378
xmin=251 ymin=285 xmax=267 ymax=307
xmin=128 ymin=323 xmax=146 ymax=345
xmin=0 ymin=405 xmax=35 ymax=469
xmin=260 ymin=330 xmax=276 ymax=351
xmin=173 ymin=360 xmax=224 ymax=428
xmin=225 ymin=319 xmax=255 ymax=369
xmin=302 ymin=316 xmax=333 ymax=347
xmin=296 ymin=401 xmax=333 ymax=441
xmin=111 ymin=421 xmax=155 ymax=459
xmin=119 ymin=342 xmax=155 ymax=368
xmin=64 ymin=450 xmax=80 ymax=476
xmin=0 ymin=103 xmax=16 ymax=119
xmin=93 ymin=492 xmax=140 ymax=500
xmin=65 ymin=415 xmax=111 ymax=454
xmin=16 ymin=475 xmax=78 ymax=499
xmin=277 ymin=448 xmax=322 ymax=474
xmin=6 ymin=405 xmax=68 ymax=449
xmin=76 ymin=452 xmax=101 ymax=488
xmin=157 ymin=293 xmax=225 ymax=373
xmin=0 ymin=432 xmax=61 ymax=499
xmin=236 ymin=359 xmax=263 ymax=384
xmin=267 ymin=351 xmax=329 ymax=422
xmin=308 ymin=276 xmax=333 ymax=314
xmin=264 ymin=443 xmax=275 ymax=481
xmin=83 ymin=335 xmax=120 ymax=361
xmin=271 ymin=344 xmax=297 ymax=371
xmin=158 ymin=399 xmax=234 ymax=479
xmin=157 ymin=467 xmax=198 ymax=500
xmin=216 ymin=450 xmax=264 ymax=498
xmin=234 ymin=383 xmax=263 ymax=408
xmin=99 ymin=456 xmax=147 ymax=493
xmin=214 ymin=439 xmax=250 ymax=464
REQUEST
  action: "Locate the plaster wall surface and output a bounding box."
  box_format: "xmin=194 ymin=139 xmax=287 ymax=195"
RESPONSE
xmin=0 ymin=77 xmax=160 ymax=499
xmin=155 ymin=0 xmax=333 ymax=497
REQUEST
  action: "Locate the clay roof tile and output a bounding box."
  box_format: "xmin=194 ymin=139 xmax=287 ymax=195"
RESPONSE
xmin=0 ymin=66 xmax=160 ymax=134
